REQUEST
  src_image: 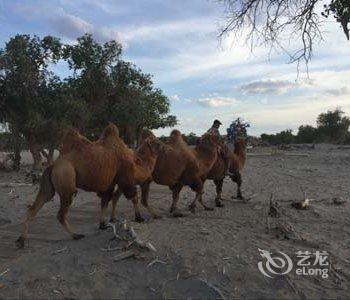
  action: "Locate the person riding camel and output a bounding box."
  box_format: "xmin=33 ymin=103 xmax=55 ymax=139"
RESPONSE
xmin=206 ymin=120 xmax=231 ymax=175
xmin=207 ymin=119 xmax=222 ymax=136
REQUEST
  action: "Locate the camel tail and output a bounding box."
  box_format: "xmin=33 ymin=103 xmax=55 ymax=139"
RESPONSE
xmin=16 ymin=165 xmax=56 ymax=248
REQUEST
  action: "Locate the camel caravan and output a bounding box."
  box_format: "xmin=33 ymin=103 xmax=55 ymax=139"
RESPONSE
xmin=16 ymin=121 xmax=247 ymax=248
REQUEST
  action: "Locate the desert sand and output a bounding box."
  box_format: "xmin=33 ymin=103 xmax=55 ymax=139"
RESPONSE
xmin=0 ymin=144 xmax=349 ymax=299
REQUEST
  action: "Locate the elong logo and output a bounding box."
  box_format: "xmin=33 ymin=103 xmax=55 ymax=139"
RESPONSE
xmin=258 ymin=248 xmax=329 ymax=279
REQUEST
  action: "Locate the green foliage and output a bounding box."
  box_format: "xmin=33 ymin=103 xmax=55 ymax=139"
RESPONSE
xmin=0 ymin=33 xmax=177 ymax=169
xmin=261 ymin=129 xmax=295 ymax=145
xmin=316 ymin=108 xmax=350 ymax=143
xmin=296 ymin=125 xmax=317 ymax=143
xmin=182 ymin=132 xmax=199 ymax=145
xmin=158 ymin=132 xmax=199 ymax=146
xmin=0 ymin=131 xmax=26 ymax=151
xmin=261 ymin=109 xmax=350 ymax=145
xmin=322 ymin=0 xmax=350 ymax=40
xmin=64 ymin=37 xmax=177 ymax=141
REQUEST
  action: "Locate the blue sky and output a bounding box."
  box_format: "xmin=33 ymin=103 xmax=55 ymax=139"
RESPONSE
xmin=1 ymin=0 xmax=350 ymax=136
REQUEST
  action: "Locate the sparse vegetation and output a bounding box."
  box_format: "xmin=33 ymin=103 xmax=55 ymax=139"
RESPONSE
xmin=261 ymin=108 xmax=350 ymax=145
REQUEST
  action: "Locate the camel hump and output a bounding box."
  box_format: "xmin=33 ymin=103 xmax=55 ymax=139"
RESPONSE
xmin=169 ymin=129 xmax=184 ymax=144
xmin=139 ymin=129 xmax=156 ymax=144
xmin=170 ymin=129 xmax=184 ymax=142
xmin=170 ymin=129 xmax=182 ymax=138
xmin=100 ymin=123 xmax=119 ymax=140
xmin=61 ymin=128 xmax=88 ymax=154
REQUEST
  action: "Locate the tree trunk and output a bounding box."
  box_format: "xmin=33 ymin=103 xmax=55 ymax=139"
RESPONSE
xmin=41 ymin=146 xmax=55 ymax=165
xmin=28 ymin=134 xmax=42 ymax=171
xmin=47 ymin=147 xmax=55 ymax=165
xmin=12 ymin=128 xmax=21 ymax=171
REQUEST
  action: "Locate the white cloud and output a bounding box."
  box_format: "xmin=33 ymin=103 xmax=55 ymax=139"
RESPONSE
xmin=119 ymin=18 xmax=215 ymax=44
xmin=239 ymin=80 xmax=297 ymax=95
xmin=50 ymin=8 xmax=122 ymax=43
xmin=324 ymin=87 xmax=350 ymax=97
xmin=170 ymin=94 xmax=180 ymax=102
xmin=193 ymin=96 xmax=238 ymax=107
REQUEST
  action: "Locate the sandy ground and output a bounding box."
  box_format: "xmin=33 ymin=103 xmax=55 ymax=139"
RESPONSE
xmin=0 ymin=144 xmax=349 ymax=299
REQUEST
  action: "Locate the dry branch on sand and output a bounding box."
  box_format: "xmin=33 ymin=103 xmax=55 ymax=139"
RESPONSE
xmin=265 ymin=194 xmax=305 ymax=241
xmin=0 ymin=182 xmax=32 ymax=188
xmin=332 ymin=197 xmax=347 ymax=205
xmin=104 ymin=221 xmax=157 ymax=262
xmin=291 ymin=198 xmax=310 ymax=210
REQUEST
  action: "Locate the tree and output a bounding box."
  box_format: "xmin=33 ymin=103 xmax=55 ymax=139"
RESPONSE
xmin=65 ymin=35 xmax=177 ymax=144
xmin=316 ymin=108 xmax=350 ymax=142
xmin=219 ymin=0 xmax=350 ymax=67
xmin=33 ymin=77 xmax=89 ymax=164
xmin=261 ymin=129 xmax=295 ymax=144
xmin=182 ymin=132 xmax=199 ymax=145
xmin=63 ymin=34 xmax=122 ymax=135
xmin=1 ymin=33 xmax=177 ymax=172
xmin=296 ymin=125 xmax=317 ymax=143
xmin=0 ymin=35 xmax=62 ymax=170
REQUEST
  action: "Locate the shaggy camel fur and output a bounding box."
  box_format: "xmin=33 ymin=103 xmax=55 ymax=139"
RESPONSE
xmin=134 ymin=130 xmax=220 ymax=217
xmin=206 ymin=138 xmax=247 ymax=207
xmin=15 ymin=123 xmax=151 ymax=248
xmin=107 ymin=132 xmax=164 ymax=222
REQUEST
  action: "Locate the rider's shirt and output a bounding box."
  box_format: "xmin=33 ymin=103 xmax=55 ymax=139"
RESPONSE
xmin=207 ymin=126 xmax=220 ymax=136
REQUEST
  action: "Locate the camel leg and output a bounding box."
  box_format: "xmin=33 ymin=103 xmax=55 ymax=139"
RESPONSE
xmin=214 ymin=179 xmax=224 ymax=207
xmin=141 ymin=182 xmax=161 ymax=219
xmin=198 ymin=193 xmax=214 ymax=211
xmin=121 ymin=185 xmax=144 ymax=222
xmin=130 ymin=193 xmax=144 ymax=222
xmin=99 ymin=190 xmax=113 ymax=229
xmin=110 ymin=187 xmax=123 ymax=223
xmin=169 ymin=183 xmax=184 ymax=217
xmin=188 ymin=179 xmax=205 ymax=214
xmin=57 ymin=195 xmax=84 ymax=240
xmin=16 ymin=166 xmax=55 ymax=248
xmin=16 ymin=190 xmax=54 ymax=248
xmin=195 ymin=179 xmax=214 ymax=212
xmin=231 ymin=171 xmax=243 ymax=200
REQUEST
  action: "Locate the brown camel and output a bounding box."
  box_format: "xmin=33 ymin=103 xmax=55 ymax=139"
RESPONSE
xmin=15 ymin=123 xmax=157 ymax=248
xmin=132 ymin=129 xmax=220 ymax=217
xmin=206 ymin=138 xmax=247 ymax=207
xmin=108 ymin=132 xmax=164 ymax=223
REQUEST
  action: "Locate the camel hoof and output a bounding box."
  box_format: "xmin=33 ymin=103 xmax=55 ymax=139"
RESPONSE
xmin=172 ymin=210 xmax=184 ymax=218
xmin=236 ymin=192 xmax=244 ymax=200
xmin=189 ymin=204 xmax=196 ymax=214
xmin=135 ymin=215 xmax=145 ymax=223
xmin=216 ymin=201 xmax=224 ymax=208
xmin=204 ymin=207 xmax=214 ymax=211
xmin=16 ymin=236 xmax=25 ymax=249
xmin=99 ymin=222 xmax=108 ymax=230
xmin=73 ymin=234 xmax=85 ymax=240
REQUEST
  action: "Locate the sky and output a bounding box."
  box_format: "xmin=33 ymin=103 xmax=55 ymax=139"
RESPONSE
xmin=1 ymin=0 xmax=350 ymax=136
